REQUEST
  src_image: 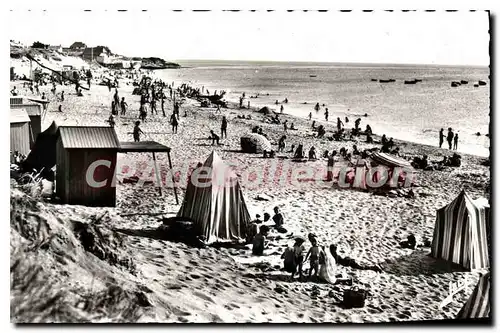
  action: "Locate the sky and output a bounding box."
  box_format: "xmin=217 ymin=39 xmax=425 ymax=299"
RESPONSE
xmin=8 ymin=10 xmax=490 ymax=66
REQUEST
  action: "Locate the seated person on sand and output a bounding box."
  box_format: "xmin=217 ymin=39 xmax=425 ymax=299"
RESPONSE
xmin=263 ymin=150 xmax=276 ymax=158
xmin=246 ymin=220 xmax=260 ymax=244
xmin=352 ymin=145 xmax=360 ymax=156
xmin=252 ymin=126 xmax=259 ymax=133
xmin=210 ymin=130 xmax=221 ymax=145
xmin=290 ymin=123 xmax=296 ymax=130
xmin=308 ymin=146 xmax=317 ymax=160
xmin=399 ymin=234 xmax=417 ymax=249
xmin=365 ymin=124 xmax=373 ymax=135
xmin=253 ymin=214 xmax=263 ymax=224
xmin=366 ymin=133 xmax=374 ymax=144
xmin=293 ymin=144 xmax=305 ymax=159
xmin=311 ymin=120 xmax=317 ymax=129
xmin=272 ymin=206 xmax=285 ymax=230
xmin=252 ymin=225 xmax=270 ymax=256
xmin=329 ymin=244 xmax=382 ymax=272
xmin=317 ymin=125 xmax=326 ymax=138
xmin=288 ymin=144 xmax=296 ymax=153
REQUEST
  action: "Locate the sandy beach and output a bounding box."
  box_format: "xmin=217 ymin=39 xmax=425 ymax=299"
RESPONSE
xmin=10 ymin=65 xmax=490 ymax=323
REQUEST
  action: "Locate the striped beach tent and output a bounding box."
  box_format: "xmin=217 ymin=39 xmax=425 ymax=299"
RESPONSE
xmin=177 ymin=151 xmax=251 ymax=244
xmin=457 ymin=272 xmax=490 ymax=319
xmin=431 ymin=190 xmax=490 ymax=270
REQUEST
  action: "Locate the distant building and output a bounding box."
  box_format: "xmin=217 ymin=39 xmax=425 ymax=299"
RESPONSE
xmin=70 ymin=41 xmax=87 ymax=51
xmin=48 ymin=45 xmax=63 ymax=52
xmin=82 ymin=46 xmax=112 ymax=62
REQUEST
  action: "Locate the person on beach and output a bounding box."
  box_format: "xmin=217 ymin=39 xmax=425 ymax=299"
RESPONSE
xmin=365 ymin=124 xmax=372 ymax=135
xmin=10 ymin=86 xmax=18 ymax=96
xmin=312 ymin=120 xmax=316 ymax=129
xmin=447 ymin=128 xmax=454 ymax=149
xmin=326 ymin=151 xmax=338 ymax=182
xmin=151 ymin=98 xmax=157 ymax=115
xmin=283 ymin=120 xmax=288 ymax=132
xmin=278 ymin=135 xmax=287 ymax=152
xmin=324 ymin=108 xmax=329 ymax=121
xmin=60 ymin=91 xmax=65 ymax=102
xmin=252 ymin=225 xmax=269 ymax=256
xmin=308 ymin=112 xmax=312 ymax=121
xmin=292 ymin=238 xmax=306 ymax=280
xmin=210 ymin=130 xmax=220 ymax=145
xmin=275 ymin=100 xmax=279 ymax=105
xmin=439 ymin=128 xmax=445 ymax=148
xmin=318 ymin=245 xmax=337 ymax=284
xmin=216 ymin=104 xmax=221 ymax=113
xmin=280 ymin=105 xmax=284 ymax=113
xmin=248 ymin=100 xmax=251 ymax=109
xmin=284 ymin=98 xmax=288 ymax=103
xmin=58 ymin=105 xmax=63 ymax=113
xmin=453 ymin=133 xmax=459 ymax=150
xmin=111 ymin=101 xmax=117 ymax=115
xmin=354 ymin=118 xmax=362 ymax=133
xmin=281 ymin=246 xmax=297 ymax=277
xmin=133 ymin=121 xmax=144 ymax=142
xmin=381 ymin=134 xmax=388 ymax=146
xmin=304 ymin=239 xmax=322 ymax=280
xmin=170 ymin=113 xmax=179 ymax=134
xmin=329 ymin=244 xmax=382 ymax=272
xmin=308 ymin=146 xmax=317 ymax=160
xmin=107 ymin=114 xmax=115 ymax=128
xmin=161 ymin=96 xmax=166 ymax=117
xmin=120 ymin=97 xmax=128 ymax=116
xmin=272 ymin=206 xmax=284 ymax=229
xmin=345 ymin=116 xmax=349 ymax=124
xmin=221 ymin=116 xmax=228 ymax=138
xmin=314 ymin=103 xmax=320 ymax=112
xmin=139 ymin=104 xmax=147 ymax=121
xmin=337 ymin=117 xmax=344 ymax=131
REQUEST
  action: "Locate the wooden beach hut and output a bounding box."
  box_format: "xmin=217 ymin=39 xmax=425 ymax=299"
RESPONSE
xmin=56 ymin=126 xmax=120 ymax=207
xmin=10 ymin=103 xmax=42 ymax=146
xmin=10 ymin=109 xmax=32 ymax=156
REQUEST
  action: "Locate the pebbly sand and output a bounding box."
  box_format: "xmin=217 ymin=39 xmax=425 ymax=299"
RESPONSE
xmin=10 ymin=71 xmax=490 ymax=323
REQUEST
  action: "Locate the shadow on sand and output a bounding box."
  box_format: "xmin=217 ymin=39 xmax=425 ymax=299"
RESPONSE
xmin=379 ymin=249 xmax=469 ymax=276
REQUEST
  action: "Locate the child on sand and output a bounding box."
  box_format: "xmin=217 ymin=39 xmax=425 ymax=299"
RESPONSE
xmin=170 ymin=113 xmax=179 ymax=134
xmin=210 ymin=130 xmax=220 ymax=145
xmin=121 ymin=97 xmax=128 ymax=116
xmin=133 ymin=121 xmax=144 ymax=142
xmin=252 ymin=225 xmax=269 ymax=256
xmin=292 ymin=238 xmax=306 ymax=280
xmin=304 ymin=240 xmax=322 ymax=280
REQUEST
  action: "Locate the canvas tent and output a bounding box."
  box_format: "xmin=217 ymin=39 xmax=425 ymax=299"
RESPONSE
xmin=431 ymin=190 xmax=490 ymax=270
xmin=240 ymin=133 xmax=272 ymax=154
xmin=177 ymin=151 xmax=251 ymax=244
xmin=457 ymin=272 xmax=490 ymax=319
xmin=23 ymin=121 xmax=59 ymax=172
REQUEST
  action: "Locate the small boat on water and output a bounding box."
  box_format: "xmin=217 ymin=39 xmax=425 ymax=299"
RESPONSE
xmin=478 ymin=80 xmax=487 ymax=86
xmin=309 ymin=75 xmax=317 ymax=78
xmin=404 ymin=79 xmax=418 ymax=84
xmin=451 ymin=81 xmax=461 ymax=87
xmin=460 ymin=80 xmax=468 ymax=84
xmin=379 ymin=79 xmax=396 ymax=83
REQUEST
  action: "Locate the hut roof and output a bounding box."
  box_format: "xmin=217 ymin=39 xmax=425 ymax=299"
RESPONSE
xmin=59 ymin=126 xmax=120 ymax=149
xmin=10 ymin=109 xmax=31 ymax=124
xmin=11 ymin=103 xmax=42 ymax=116
xmin=119 ymin=141 xmax=171 ymax=153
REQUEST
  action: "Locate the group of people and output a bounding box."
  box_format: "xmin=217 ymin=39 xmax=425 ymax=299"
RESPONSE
xmin=439 ymin=128 xmax=459 ymax=150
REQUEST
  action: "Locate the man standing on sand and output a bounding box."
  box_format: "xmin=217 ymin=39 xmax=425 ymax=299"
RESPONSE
xmin=453 ymin=133 xmax=459 ymax=150
xmin=439 ymin=128 xmax=445 ymax=148
xmin=170 ymin=113 xmax=178 ymax=134
xmin=447 ymin=128 xmax=454 ymax=150
xmin=324 ymin=108 xmax=329 ymax=121
xmin=161 ymin=96 xmax=166 ymax=117
xmin=337 ymin=117 xmax=344 ymax=132
xmin=221 ymin=116 xmax=228 ymax=139
xmin=308 ymin=112 xmax=312 ymax=121
xmin=280 ymin=105 xmax=284 ymax=113
xmin=120 ymin=97 xmax=128 ymax=116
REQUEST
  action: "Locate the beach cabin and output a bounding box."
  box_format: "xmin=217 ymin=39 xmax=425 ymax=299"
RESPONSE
xmin=56 ymin=126 xmax=119 ymax=207
xmin=10 ymin=103 xmax=42 ymax=146
xmin=10 ymin=109 xmax=31 ymax=156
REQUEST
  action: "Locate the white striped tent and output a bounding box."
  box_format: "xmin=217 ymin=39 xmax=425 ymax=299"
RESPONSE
xmin=177 ymin=151 xmax=251 ymax=244
xmin=457 ymin=272 xmax=490 ymax=319
xmin=431 ymin=190 xmax=490 ymax=270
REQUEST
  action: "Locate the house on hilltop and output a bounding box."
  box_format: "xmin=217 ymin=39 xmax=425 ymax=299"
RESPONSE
xmin=82 ymin=46 xmax=112 ymax=63
xmin=70 ymin=41 xmax=87 ymax=51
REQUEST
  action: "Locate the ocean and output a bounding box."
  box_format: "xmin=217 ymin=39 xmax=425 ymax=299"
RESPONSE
xmin=157 ymin=61 xmax=490 ymax=157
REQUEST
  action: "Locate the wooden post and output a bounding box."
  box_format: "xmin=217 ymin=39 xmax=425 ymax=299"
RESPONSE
xmin=167 ymin=151 xmax=179 ymax=204
xmin=152 ymin=152 xmax=162 ymax=196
